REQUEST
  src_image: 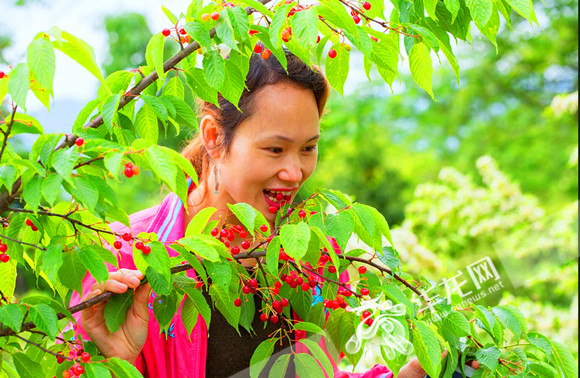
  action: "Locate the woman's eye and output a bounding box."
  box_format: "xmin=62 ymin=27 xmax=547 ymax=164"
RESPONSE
xmin=267 ymin=147 xmax=283 ymax=153
xmin=304 ymin=146 xmax=318 ymax=152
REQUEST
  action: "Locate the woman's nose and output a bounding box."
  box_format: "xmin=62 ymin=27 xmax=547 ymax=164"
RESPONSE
xmin=278 ymin=156 xmax=303 ymax=183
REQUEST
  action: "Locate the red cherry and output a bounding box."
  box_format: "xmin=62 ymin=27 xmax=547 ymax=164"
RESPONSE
xmin=328 ymin=266 xmax=337 ymax=273
xmin=0 ymin=72 xmax=5 ymax=79
xmin=280 ymin=298 xmax=289 ymax=307
xmin=362 ymin=1 xmax=371 ymax=10
xmin=248 ymin=278 xmax=258 ymax=288
xmin=211 ymin=12 xmax=220 ymax=20
xmin=270 ymin=315 xmax=279 ymax=324
xmin=73 ymin=365 xmax=84 ymax=375
xmin=316 ymin=35 xmax=321 ymax=43
xmin=260 ymin=224 xmax=268 ymax=232
xmin=362 ymin=310 xmax=371 ymax=319
xmin=241 ymin=240 xmax=250 ymax=249
xmin=268 ymin=205 xmax=277 ymax=213
xmin=31 ymin=224 xmax=38 ymax=232
xmin=272 ymin=287 xmax=280 ymax=295
xmin=267 ymin=235 xmax=274 ymax=243
xmin=75 ymin=138 xmax=84 ymax=147
xmin=254 ymin=44 xmax=263 ymax=54
xmin=295 ymin=329 xmax=305 ymax=338
xmin=261 ymin=49 xmax=271 ymax=60
xmin=361 ymin=288 xmax=370 ymax=296
xmin=80 ymin=352 xmax=91 ymax=362
xmin=220 ymin=229 xmax=228 ymax=238
xmin=113 ymin=241 xmax=122 ymax=249
xmin=249 ymin=30 xmax=259 ymax=36
xmin=280 ymin=274 xmax=288 ymax=281
xmin=227 ymin=231 xmax=235 ymax=241
xmin=122 ymin=233 xmax=132 ymax=241
xmin=298 ymin=210 xmax=307 ymax=218
xmin=239 ymin=230 xmax=247 ymax=238
xmin=211 ymin=228 xmax=219 ymax=237
xmin=242 ymin=285 xmax=251 ymax=294
xmin=301 ymin=282 xmax=310 ymax=291
xmin=234 ymin=298 xmax=242 ymax=307
xmin=135 ymin=241 xmax=144 ymax=250
xmin=142 ymin=245 xmax=151 ymax=254
xmin=260 ymin=313 xmax=269 ymax=322
xmin=309 ymin=279 xmax=317 ymax=288
xmin=224 ymin=241 xmax=230 ymax=248
xmin=358 ymin=266 xmax=367 ymax=274
xmin=353 ymin=15 xmax=361 ymax=24
xmin=0 ymin=244 xmax=7 ymax=253
xmin=365 ymin=317 xmax=374 ymax=326
xmin=179 ymin=28 xmax=187 ymax=35
xmin=274 ymin=281 xmax=282 ymax=289
xmin=56 ymin=355 xmax=65 ymax=364
xmin=328 ymin=49 xmax=337 ymax=59
xmin=231 ymin=246 xmax=240 ymax=255
xmin=0 ymin=254 xmax=10 ymax=263
xmin=162 ymin=28 xmax=171 ymax=37
xmin=272 ymin=300 xmax=282 ymax=313
xmin=288 ymin=280 xmax=298 ymax=289
xmin=295 ymin=277 xmax=303 ymax=285
xmin=124 ymin=166 xmax=134 ymax=178
xmin=26 ymin=218 xmax=33 ymax=226
xmin=320 ymin=254 xmax=329 ymax=263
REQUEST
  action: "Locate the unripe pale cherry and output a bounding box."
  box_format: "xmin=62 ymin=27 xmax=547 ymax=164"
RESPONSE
xmin=261 ymin=49 xmax=271 ymax=60
xmin=201 ymin=13 xmax=210 ymax=21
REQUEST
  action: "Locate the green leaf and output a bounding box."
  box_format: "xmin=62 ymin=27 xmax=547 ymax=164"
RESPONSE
xmin=528 ymin=361 xmax=559 ymax=378
xmin=161 ymin=5 xmax=179 ymax=23
xmin=7 ymin=63 xmax=29 ymax=111
xmin=466 ymin=0 xmax=493 ymax=28
xmin=51 ymin=29 xmax=105 ymax=83
xmin=78 ymin=245 xmax=110 ymax=283
xmin=295 ymin=321 xmax=325 ymax=336
xmin=266 ymin=236 xmax=281 ymax=278
xmin=22 ymin=174 xmax=42 ymax=211
xmin=72 ymin=175 xmax=99 ymax=211
xmin=550 ymin=341 xmax=578 ymax=378
xmin=492 ymin=306 xmax=522 ymax=340
xmin=269 ymin=4 xmax=292 ymax=48
xmin=209 ymin=284 xmax=240 ymax=331
xmin=104 ymin=290 xmax=134 ymax=333
xmin=145 ymin=33 xmax=166 ymax=81
xmin=227 ymin=203 xmax=257 ymax=234
xmin=185 ymin=22 xmax=213 ymax=51
xmin=250 ymin=339 xmax=276 ymax=378
xmin=101 ymin=93 xmax=121 ymax=132
xmin=185 ymin=207 xmax=218 ymax=237
xmin=504 ymin=0 xmax=536 ymax=22
xmin=164 ymin=95 xmax=198 ymax=128
xmin=269 ymin=354 xmax=291 ymax=378
xmin=377 ymin=246 xmax=401 ymax=273
xmin=298 ymin=338 xmax=333 ymax=376
xmin=135 ymin=103 xmax=159 ymax=143
xmin=104 ymin=151 xmax=124 ymax=180
xmin=72 ymin=99 xmax=100 ymax=132
xmin=412 ymin=321 xmax=441 ymax=378
xmin=423 ymin=0 xmax=438 ymax=18
xmin=295 ymin=353 xmax=326 ymax=378
xmin=103 ymin=357 xmax=144 ymax=378
xmin=12 ymin=352 xmax=44 ymax=378
xmin=527 ymin=332 xmax=552 ymax=359
xmin=220 ymin=56 xmax=246 ymax=109
xmin=29 ymin=304 xmax=58 ymax=340
xmin=409 ymin=42 xmax=434 ymax=100
xmin=84 ymin=363 xmax=113 ymax=378
xmin=179 ymin=237 xmax=219 ymax=264
xmin=475 ymin=346 xmax=500 ymax=372
xmin=0 ymin=304 xmax=25 ymax=332
xmin=203 ymin=50 xmax=226 ymax=89
xmin=181 ymin=296 xmax=200 ymax=341
xmin=183 ymin=67 xmax=219 ymax=105
xmin=370 ymin=34 xmax=399 ymax=87
xmin=58 ymin=251 xmax=86 ymax=294
xmin=325 ymin=44 xmax=350 ymax=96
xmin=228 ymin=6 xmax=251 ymax=42
xmin=405 ymin=24 xmax=440 ymax=52
xmin=42 ymin=173 xmax=63 ymax=205
xmin=163 ymin=75 xmax=185 ymax=98
xmin=237 ymin=0 xmax=274 ymax=17
xmin=153 ymin=291 xmax=179 ymax=331
xmin=216 ymin=11 xmax=238 ymax=52
xmin=280 ymin=223 xmax=311 ymax=261
xmin=444 ymin=0 xmax=461 ymax=21
xmin=317 ymin=0 xmax=359 ymax=40
xmin=28 ymin=36 xmax=56 ymax=94
xmin=443 ymin=311 xmax=471 ymax=337
xmin=146 ymin=145 xmax=178 ymax=192
xmin=176 ymin=279 xmax=211 ymax=329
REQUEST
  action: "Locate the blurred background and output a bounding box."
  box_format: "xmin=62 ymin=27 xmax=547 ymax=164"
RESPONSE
xmin=2 ymin=0 xmax=577 ymax=368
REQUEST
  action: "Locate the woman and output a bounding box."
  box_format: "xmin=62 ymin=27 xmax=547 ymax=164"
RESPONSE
xmin=72 ymin=51 xmax=431 ymax=377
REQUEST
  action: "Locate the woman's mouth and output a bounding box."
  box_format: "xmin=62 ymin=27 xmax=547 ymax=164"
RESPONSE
xmin=263 ymin=189 xmax=293 ymax=210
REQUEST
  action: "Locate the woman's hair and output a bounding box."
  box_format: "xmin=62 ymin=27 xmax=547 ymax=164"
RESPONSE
xmin=181 ymin=51 xmax=331 ymax=186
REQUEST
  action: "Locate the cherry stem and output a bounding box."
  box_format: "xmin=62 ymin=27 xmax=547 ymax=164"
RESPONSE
xmin=0 ymin=233 xmax=47 ymax=251
xmin=0 ymin=104 xmax=17 ymax=163
xmin=13 ymin=334 xmax=71 ymax=360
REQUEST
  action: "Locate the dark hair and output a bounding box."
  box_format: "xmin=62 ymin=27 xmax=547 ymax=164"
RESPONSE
xmin=181 ymin=51 xmax=330 ymax=186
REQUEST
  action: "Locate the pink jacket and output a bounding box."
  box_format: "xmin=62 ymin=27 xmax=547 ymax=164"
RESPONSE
xmin=70 ymin=189 xmax=393 ymax=378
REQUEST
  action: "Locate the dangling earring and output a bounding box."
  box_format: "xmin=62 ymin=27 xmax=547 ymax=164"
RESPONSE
xmin=213 ymin=162 xmax=220 ymax=194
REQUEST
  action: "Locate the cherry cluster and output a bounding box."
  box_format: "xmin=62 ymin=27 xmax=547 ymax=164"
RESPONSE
xmin=0 ymin=239 xmax=9 ymax=263
xmin=55 ymin=343 xmax=91 ymax=378
xmin=210 ymin=224 xmax=255 ymax=255
xmin=123 ymin=162 xmax=140 ymax=178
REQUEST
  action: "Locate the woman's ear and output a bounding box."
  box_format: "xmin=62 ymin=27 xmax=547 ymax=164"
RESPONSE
xmin=199 ymin=114 xmax=222 ymax=160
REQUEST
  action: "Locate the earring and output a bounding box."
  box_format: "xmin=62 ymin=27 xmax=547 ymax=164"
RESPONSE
xmin=213 ymin=162 xmax=219 ymax=194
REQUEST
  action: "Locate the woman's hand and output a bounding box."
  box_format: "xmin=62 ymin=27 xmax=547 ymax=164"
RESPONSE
xmin=81 ymin=269 xmax=151 ymax=364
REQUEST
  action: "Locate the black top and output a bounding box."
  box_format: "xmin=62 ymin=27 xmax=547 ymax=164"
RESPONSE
xmin=202 ymin=289 xmax=296 ymax=378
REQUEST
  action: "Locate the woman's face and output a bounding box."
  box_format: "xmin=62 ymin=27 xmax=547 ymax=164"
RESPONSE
xmin=216 ymin=82 xmax=321 ymax=224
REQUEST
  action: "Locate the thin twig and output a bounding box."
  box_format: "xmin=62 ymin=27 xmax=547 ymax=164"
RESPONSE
xmin=0 ymin=233 xmax=47 ymax=251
